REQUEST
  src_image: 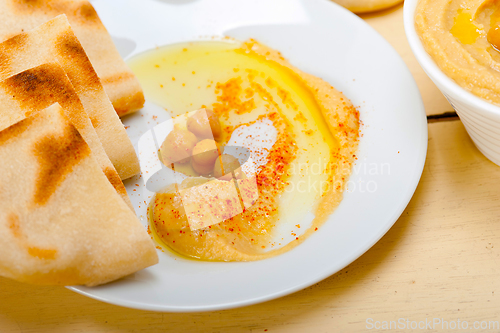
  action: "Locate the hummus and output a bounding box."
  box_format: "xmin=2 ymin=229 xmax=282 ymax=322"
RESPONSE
xmin=416 ymin=0 xmax=500 ymax=105
xmin=129 ymin=40 xmax=359 ymax=261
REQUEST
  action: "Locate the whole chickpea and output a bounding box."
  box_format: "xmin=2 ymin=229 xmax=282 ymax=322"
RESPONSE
xmin=191 ymin=139 xmax=222 ymax=166
xmin=160 ymin=129 xmax=198 ymax=164
xmin=191 ymin=159 xmax=215 ymax=175
xmin=187 ymin=108 xmax=222 ymax=140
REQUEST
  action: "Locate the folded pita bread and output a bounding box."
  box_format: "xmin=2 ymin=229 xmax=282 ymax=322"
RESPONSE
xmin=0 ymin=63 xmax=132 ymax=209
xmin=0 ymin=104 xmax=158 ymax=286
xmin=0 ymin=15 xmax=139 ymax=180
xmin=0 ymin=0 xmax=144 ymax=116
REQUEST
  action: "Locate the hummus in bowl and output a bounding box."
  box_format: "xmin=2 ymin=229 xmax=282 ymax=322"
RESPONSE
xmin=415 ymin=0 xmax=500 ymax=106
xmin=406 ymin=0 xmax=500 ymax=166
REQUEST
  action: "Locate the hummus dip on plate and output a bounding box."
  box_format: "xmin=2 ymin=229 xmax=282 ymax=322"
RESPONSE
xmin=416 ymin=0 xmax=500 ymax=105
xmin=129 ymin=40 xmax=360 ymax=261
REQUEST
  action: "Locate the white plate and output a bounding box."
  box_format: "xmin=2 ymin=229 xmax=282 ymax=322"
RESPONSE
xmin=70 ymin=0 xmax=427 ymax=312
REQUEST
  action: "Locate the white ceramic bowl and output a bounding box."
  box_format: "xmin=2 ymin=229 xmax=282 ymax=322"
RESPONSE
xmin=404 ymin=0 xmax=500 ymax=166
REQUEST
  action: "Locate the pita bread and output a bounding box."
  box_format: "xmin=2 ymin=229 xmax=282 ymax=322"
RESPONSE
xmin=0 ymin=104 xmax=158 ymax=286
xmin=0 ymin=15 xmax=139 ymax=180
xmin=0 ymin=63 xmax=132 ymax=209
xmin=0 ymin=0 xmax=144 ymax=116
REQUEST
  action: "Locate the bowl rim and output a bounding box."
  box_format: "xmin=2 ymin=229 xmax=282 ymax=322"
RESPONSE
xmin=403 ymin=0 xmax=500 ymax=116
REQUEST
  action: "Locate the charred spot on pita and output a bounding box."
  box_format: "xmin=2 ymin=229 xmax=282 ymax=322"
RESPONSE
xmin=7 ymin=213 xmax=21 ymax=239
xmin=0 ymin=32 xmax=28 ymax=51
xmin=33 ymin=124 xmax=91 ymax=206
xmin=75 ymin=2 xmax=100 ymax=24
xmin=1 ymin=64 xmax=75 ymax=111
xmin=104 ymin=167 xmax=127 ymax=197
xmin=27 ymin=247 xmax=57 ymax=260
xmin=10 ymin=0 xmax=46 ymax=12
xmin=55 ymin=31 xmax=100 ymax=88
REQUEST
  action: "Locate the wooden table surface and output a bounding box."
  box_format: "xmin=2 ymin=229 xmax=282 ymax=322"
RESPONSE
xmin=3 ymin=3 xmax=500 ymax=333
